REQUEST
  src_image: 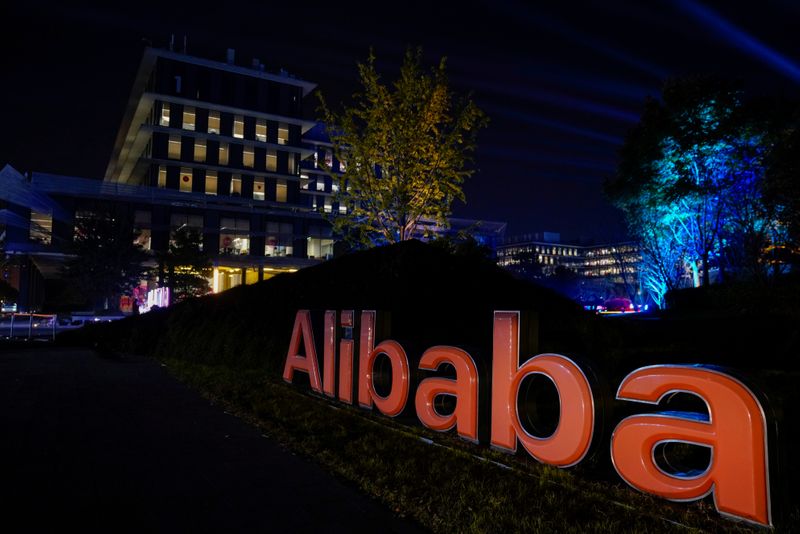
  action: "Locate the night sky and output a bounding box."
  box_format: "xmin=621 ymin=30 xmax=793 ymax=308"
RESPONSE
xmin=3 ymin=1 xmax=799 ymax=242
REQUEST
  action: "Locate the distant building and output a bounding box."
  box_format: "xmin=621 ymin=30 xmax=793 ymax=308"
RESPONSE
xmin=497 ymin=233 xmax=641 ymax=303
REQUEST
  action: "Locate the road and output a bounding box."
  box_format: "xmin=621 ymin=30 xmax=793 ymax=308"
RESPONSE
xmin=0 ymin=346 xmax=423 ymax=533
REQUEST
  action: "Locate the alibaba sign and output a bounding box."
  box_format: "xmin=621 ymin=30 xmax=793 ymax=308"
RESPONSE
xmin=283 ymin=310 xmax=772 ymax=526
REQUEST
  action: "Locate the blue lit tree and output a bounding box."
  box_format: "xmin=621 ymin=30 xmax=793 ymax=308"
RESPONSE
xmin=607 ymin=76 xmax=787 ymax=306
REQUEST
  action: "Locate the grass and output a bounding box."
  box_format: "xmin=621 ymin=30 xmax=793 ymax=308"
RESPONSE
xmin=163 ymin=358 xmax=766 ymax=534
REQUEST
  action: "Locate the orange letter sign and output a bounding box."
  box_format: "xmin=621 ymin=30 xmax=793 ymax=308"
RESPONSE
xmin=357 ymin=311 xmax=376 ymax=408
xmin=365 ymin=340 xmax=410 ymax=417
xmin=611 ymin=366 xmax=771 ymax=526
xmin=282 ymin=310 xmax=322 ymax=393
xmin=415 ymin=346 xmax=479 ymax=443
xmin=491 ymin=311 xmax=594 ymax=467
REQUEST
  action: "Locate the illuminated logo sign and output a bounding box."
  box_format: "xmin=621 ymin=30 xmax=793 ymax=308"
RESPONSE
xmin=283 ymin=310 xmax=772 ymax=526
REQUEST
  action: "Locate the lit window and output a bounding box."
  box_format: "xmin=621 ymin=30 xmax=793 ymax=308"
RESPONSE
xmin=158 ymin=166 xmax=167 ymax=188
xmin=220 ymin=217 xmax=250 ymax=255
xmin=276 ymin=179 xmax=287 ymax=202
xmin=323 ymin=197 xmax=332 ymax=213
xmin=194 ymin=139 xmax=207 ymax=162
xmin=256 ymin=119 xmax=267 ymax=142
xmin=253 ymin=178 xmax=265 ymax=200
xmin=324 ymin=150 xmax=333 ymax=169
xmin=183 ymin=106 xmax=196 ymax=131
xmin=160 ymin=102 xmax=170 ymax=127
xmin=230 ymin=174 xmax=242 ymax=196
xmin=307 ymin=225 xmax=334 ymax=259
xmin=219 ymin=142 xmax=229 ymax=165
xmin=208 ymin=110 xmax=220 ymax=134
xmin=168 ymin=135 xmax=181 ymax=159
xmin=29 ymin=211 xmax=52 ymax=245
xmin=338 ymin=203 xmax=347 ymax=215
xmin=300 ymin=173 xmax=310 ymax=190
xmin=287 ymin=153 xmax=297 ymax=175
xmin=313 ymin=151 xmax=319 ymax=169
xmin=243 ymin=145 xmax=254 ymax=168
xmin=205 ymin=170 xmax=217 ymax=195
xmin=316 ymin=180 xmax=325 ymax=192
xmin=265 ymin=222 xmax=294 ymax=257
xmin=339 ymin=158 xmax=347 ymax=172
xmin=266 ymin=149 xmax=277 ymax=172
xmin=278 ymin=123 xmax=289 ymax=145
xmin=233 ymin=115 xmax=244 ymax=139
xmin=133 ymin=210 xmax=151 ymax=251
xmin=332 ymin=182 xmax=340 ymax=193
xmin=179 ymin=168 xmax=193 ymax=192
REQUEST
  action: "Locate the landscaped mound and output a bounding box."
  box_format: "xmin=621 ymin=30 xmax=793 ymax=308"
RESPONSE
xmin=62 ymin=240 xmax=591 ymax=372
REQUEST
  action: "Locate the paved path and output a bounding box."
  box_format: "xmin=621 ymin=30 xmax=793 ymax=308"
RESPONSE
xmin=0 ymin=347 xmax=424 ymax=533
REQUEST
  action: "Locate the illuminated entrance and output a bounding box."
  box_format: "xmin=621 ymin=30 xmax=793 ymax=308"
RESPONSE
xmin=211 ymin=266 xmax=298 ymax=293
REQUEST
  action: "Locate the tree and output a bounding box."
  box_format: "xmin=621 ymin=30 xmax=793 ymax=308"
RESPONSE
xmin=62 ymin=211 xmax=151 ymax=310
xmin=763 ymin=102 xmax=800 ymax=268
xmin=607 ymin=76 xmax=784 ymax=304
xmin=318 ymin=48 xmax=488 ymax=246
xmin=159 ymin=226 xmax=212 ymax=302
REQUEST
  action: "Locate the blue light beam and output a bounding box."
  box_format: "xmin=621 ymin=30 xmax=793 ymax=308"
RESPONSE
xmin=676 ymin=0 xmax=800 ymax=84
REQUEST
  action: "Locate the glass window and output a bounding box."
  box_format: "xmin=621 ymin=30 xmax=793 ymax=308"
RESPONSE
xmin=182 ymin=106 xmax=196 ymax=131
xmin=278 ymin=123 xmax=289 ymax=145
xmin=324 ymin=149 xmax=333 ymax=169
xmin=253 ymin=178 xmax=265 ymax=200
xmin=230 ymin=174 xmax=242 ymax=196
xmin=29 ymin=211 xmax=52 ymax=245
xmin=208 ymin=110 xmax=220 ymax=134
xmin=194 ymin=139 xmax=207 ymax=162
xmin=243 ymin=145 xmax=254 ymax=168
xmin=276 ymin=179 xmax=287 ymax=202
xmin=160 ymin=102 xmax=170 ymax=127
xmin=219 ymin=142 xmax=229 ymax=165
xmin=205 ymin=170 xmax=217 ymax=195
xmin=256 ymin=119 xmax=267 ymax=142
xmin=168 ymin=134 xmax=181 ymax=159
xmin=265 ymin=221 xmax=294 ymax=257
xmin=307 ymin=225 xmax=334 ymax=259
xmin=287 ymin=153 xmax=297 ymax=175
xmin=170 ymin=213 xmax=204 ymax=250
xmin=266 ymin=149 xmax=277 ymax=172
xmin=300 ymin=173 xmax=310 ymax=190
xmin=179 ymin=167 xmax=193 ymax=192
xmin=133 ymin=210 xmax=151 ymax=251
xmin=220 ymin=217 xmax=250 ymax=255
xmin=316 ymin=179 xmax=325 ymax=192
xmin=157 ymin=165 xmax=167 ymax=188
xmin=313 ymin=151 xmax=319 ymax=169
xmin=323 ymin=197 xmax=332 ymax=214
xmin=233 ymin=115 xmax=244 ymax=139
xmin=170 ymin=213 xmax=203 ymax=230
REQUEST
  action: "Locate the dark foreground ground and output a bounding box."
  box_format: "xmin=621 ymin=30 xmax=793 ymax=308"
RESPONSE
xmin=0 ymin=346 xmax=423 ymax=533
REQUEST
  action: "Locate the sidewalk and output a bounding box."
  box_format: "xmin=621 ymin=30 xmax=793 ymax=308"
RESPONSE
xmin=0 ymin=347 xmax=424 ymax=533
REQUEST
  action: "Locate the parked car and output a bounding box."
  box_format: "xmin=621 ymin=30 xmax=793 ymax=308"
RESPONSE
xmin=602 ymin=297 xmax=635 ymax=313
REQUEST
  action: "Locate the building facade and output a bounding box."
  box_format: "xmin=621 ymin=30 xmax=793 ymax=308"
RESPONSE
xmin=1 ymin=47 xmax=332 ymax=311
xmin=497 ymin=233 xmax=641 ymax=304
xmin=0 ymin=46 xmax=505 ymax=312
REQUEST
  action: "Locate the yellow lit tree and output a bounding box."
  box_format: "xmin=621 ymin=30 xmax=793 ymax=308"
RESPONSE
xmin=318 ymin=48 xmax=488 ymax=246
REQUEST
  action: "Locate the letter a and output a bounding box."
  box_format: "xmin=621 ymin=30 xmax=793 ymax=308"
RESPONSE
xmin=282 ymin=310 xmax=322 ymax=393
xmin=415 ymin=346 xmax=479 ymax=442
xmin=611 ymin=366 xmax=771 ymax=526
